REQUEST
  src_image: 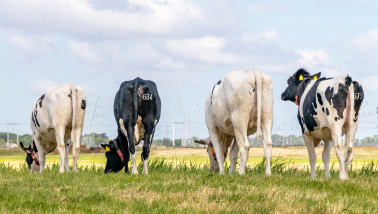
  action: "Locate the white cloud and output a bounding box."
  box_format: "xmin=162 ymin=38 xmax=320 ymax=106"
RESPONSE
xmin=350 ymin=30 xmax=378 ymax=53
xmin=27 ymin=79 xmax=57 ymax=94
xmin=68 ymin=40 xmax=101 ymax=62
xmin=9 ymin=34 xmax=36 ymax=51
xmin=0 ymin=0 xmax=204 ymax=37
xmin=156 ymin=58 xmax=186 ymax=70
xmin=296 ymin=49 xmax=329 ymax=67
xmin=166 ymin=36 xmax=244 ymax=64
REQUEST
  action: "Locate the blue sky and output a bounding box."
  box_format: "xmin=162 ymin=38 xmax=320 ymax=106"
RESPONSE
xmin=0 ymin=0 xmax=377 ymax=140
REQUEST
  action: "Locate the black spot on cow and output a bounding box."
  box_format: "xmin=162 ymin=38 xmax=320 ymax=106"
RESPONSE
xmin=252 ymin=88 xmax=255 ymax=92
xmin=37 ymin=94 xmax=45 ymax=108
xmin=325 ymin=83 xmax=348 ymax=119
xmin=33 ymin=111 xmax=40 ymax=127
xmin=68 ymin=94 xmax=71 ymax=97
xmin=249 ymin=91 xmax=251 ymax=95
xmin=352 ymin=81 xmax=364 ymax=122
xmin=301 ymin=78 xmax=329 ymax=132
xmin=217 ymin=80 xmax=222 ymax=85
xmin=326 ymin=108 xmax=329 ymax=116
xmin=317 ymin=93 xmax=323 ymax=106
xmin=81 ymin=99 xmax=86 ymax=110
xmin=322 ymin=107 xmax=325 ymax=113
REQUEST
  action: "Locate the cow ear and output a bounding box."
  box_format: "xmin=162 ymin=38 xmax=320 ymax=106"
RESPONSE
xmin=20 ymin=142 xmax=27 ymax=152
xmin=312 ymin=72 xmax=321 ymax=80
xmin=195 ymin=138 xmax=211 ymax=145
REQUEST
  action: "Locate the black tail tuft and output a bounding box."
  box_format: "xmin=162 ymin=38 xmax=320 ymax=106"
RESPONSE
xmin=345 ymin=75 xmax=352 ymax=86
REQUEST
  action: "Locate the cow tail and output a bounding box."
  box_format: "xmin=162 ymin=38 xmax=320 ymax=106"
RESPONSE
xmin=254 ymin=69 xmax=262 ymax=141
xmin=346 ymin=76 xmax=354 ymax=150
xmin=133 ymin=78 xmax=139 ymax=123
xmin=70 ymin=83 xmax=77 ymax=130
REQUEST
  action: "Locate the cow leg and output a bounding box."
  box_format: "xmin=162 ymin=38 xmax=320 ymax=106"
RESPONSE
xmin=141 ymin=130 xmax=152 ymax=175
xmin=322 ymin=140 xmax=332 ymax=178
xmin=229 ymin=139 xmax=239 ymax=174
xmin=71 ymin=127 xmax=83 ymax=172
xmin=303 ymin=135 xmax=317 ymax=178
xmin=123 ymin=121 xmax=138 ymax=175
xmin=55 ymin=126 xmax=67 ymax=173
xmin=261 ymin=123 xmax=272 ymax=176
xmin=34 ymin=138 xmax=45 ymax=172
xmin=344 ymin=123 xmax=357 ymax=178
xmin=209 ymin=128 xmax=225 ymax=174
xmin=233 ymin=129 xmax=250 ymax=175
xmin=64 ymin=142 xmax=70 ymax=172
xmin=331 ymin=130 xmax=347 ymax=180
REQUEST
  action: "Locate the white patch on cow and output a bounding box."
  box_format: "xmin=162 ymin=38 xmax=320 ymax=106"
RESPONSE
xmin=154 ymin=119 xmax=158 ymax=126
xmin=142 ymin=159 xmax=148 ymax=174
xmin=134 ymin=123 xmax=139 ymax=143
xmin=119 ymin=118 xmax=128 ymax=139
xmin=131 ymin=153 xmax=138 ymax=175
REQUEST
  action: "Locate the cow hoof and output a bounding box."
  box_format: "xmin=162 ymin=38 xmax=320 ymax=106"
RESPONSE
xmin=132 ymin=169 xmax=139 ymax=175
xmin=142 ymin=170 xmax=148 ymax=175
xmin=324 ymin=173 xmax=331 ymax=179
xmin=265 ymin=171 xmax=271 ymax=176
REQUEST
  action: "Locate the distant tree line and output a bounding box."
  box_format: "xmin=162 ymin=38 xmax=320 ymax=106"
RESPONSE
xmin=1 ymin=132 xmax=377 ymax=148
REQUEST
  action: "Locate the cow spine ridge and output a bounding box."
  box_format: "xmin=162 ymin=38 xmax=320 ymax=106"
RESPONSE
xmin=70 ymin=83 xmax=77 ymax=130
xmin=254 ymin=70 xmax=262 ymax=141
xmin=133 ymin=79 xmax=139 ymax=124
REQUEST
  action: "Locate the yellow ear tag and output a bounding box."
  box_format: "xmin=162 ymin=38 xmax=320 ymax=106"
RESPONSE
xmin=299 ymin=74 xmax=303 ymax=81
xmin=105 ymin=146 xmax=110 ymax=152
xmin=313 ymin=75 xmax=318 ymax=80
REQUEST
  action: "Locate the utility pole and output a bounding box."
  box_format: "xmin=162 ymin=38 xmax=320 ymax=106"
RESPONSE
xmin=172 ymin=121 xmax=175 ymax=147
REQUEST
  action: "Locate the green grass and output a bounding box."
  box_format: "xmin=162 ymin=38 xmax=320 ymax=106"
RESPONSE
xmin=0 ymin=159 xmax=377 ymax=214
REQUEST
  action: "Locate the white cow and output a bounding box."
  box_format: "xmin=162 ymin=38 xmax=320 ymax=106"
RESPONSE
xmin=202 ymin=69 xmax=274 ymax=175
xmin=25 ymin=83 xmax=86 ymax=173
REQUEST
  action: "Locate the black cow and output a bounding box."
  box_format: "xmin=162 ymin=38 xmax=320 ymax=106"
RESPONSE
xmin=104 ymin=77 xmax=161 ymax=174
xmin=281 ymin=68 xmax=363 ymax=180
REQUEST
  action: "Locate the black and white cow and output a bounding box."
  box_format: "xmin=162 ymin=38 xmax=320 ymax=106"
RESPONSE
xmin=105 ymin=77 xmax=161 ymax=174
xmin=199 ymin=69 xmax=274 ymax=175
xmin=20 ymin=83 xmax=86 ymax=173
xmin=281 ymin=68 xmax=364 ymax=180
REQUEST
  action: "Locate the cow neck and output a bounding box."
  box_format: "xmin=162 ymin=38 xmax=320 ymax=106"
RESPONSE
xmin=209 ymin=143 xmax=228 ymax=162
xmin=31 ymin=153 xmax=40 ymax=166
xmin=295 ymin=79 xmax=313 ymax=106
xmin=113 ymin=140 xmax=124 ymax=163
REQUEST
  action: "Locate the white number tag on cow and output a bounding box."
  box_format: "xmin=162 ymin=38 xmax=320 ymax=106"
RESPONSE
xmin=142 ymin=94 xmax=153 ymax=100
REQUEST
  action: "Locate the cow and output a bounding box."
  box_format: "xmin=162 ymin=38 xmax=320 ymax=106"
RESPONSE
xmin=20 ymin=83 xmax=86 ymax=173
xmin=201 ymin=69 xmax=274 ymax=175
xmin=281 ymin=68 xmax=364 ymax=180
xmin=100 ymin=137 xmax=124 ymax=173
xmin=108 ymin=77 xmax=161 ymax=174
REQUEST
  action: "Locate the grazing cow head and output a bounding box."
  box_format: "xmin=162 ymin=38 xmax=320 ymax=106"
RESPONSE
xmin=20 ymin=141 xmax=40 ymax=172
xmin=195 ymin=138 xmax=224 ymax=172
xmin=101 ymin=139 xmax=124 ymax=173
xmin=281 ymin=68 xmax=321 ymax=104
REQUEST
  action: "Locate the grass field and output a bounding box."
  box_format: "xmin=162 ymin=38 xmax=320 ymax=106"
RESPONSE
xmin=0 ymin=146 xmax=377 ymax=213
